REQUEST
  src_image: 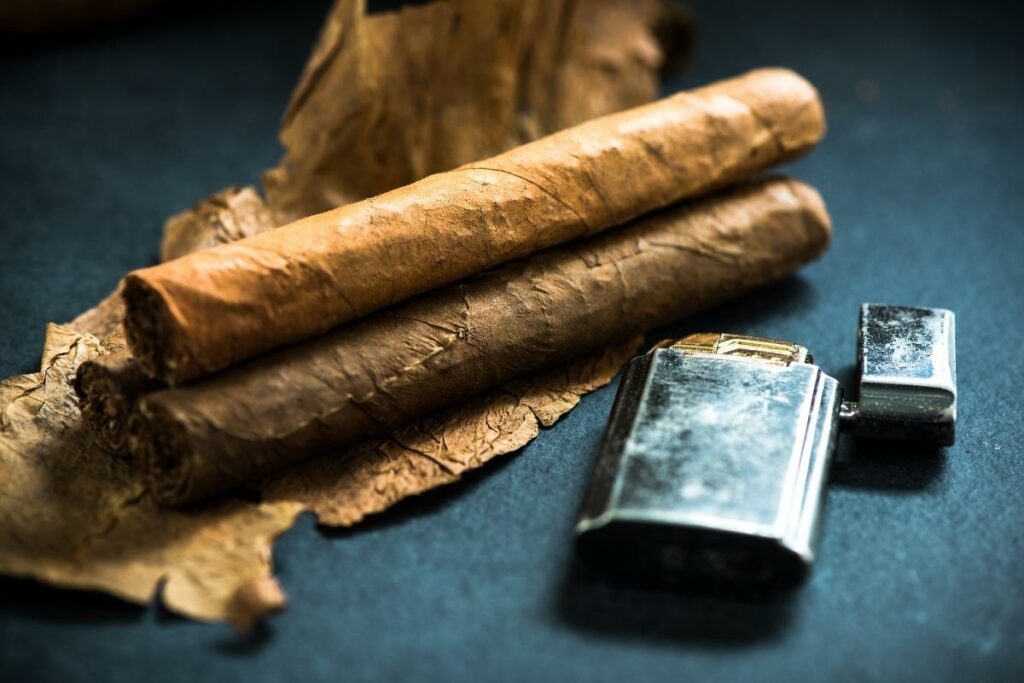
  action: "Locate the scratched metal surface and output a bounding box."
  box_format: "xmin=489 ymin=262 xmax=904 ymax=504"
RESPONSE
xmin=579 ymin=352 xmax=830 ymax=532
xmin=576 ymin=350 xmax=840 ymax=586
xmin=857 ymin=304 xmax=956 ymax=415
xmin=1 ymin=0 xmax=1023 ymax=680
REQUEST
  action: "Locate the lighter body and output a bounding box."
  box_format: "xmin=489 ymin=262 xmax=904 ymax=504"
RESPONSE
xmin=576 ymin=338 xmax=840 ymax=588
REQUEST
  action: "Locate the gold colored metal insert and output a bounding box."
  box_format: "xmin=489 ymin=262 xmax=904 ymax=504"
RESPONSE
xmin=669 ymin=333 xmax=812 ymax=366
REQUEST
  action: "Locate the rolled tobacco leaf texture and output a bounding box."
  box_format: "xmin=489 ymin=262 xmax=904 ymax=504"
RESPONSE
xmin=129 ymin=177 xmax=832 ymax=505
xmin=122 ymin=68 xmax=826 ymax=385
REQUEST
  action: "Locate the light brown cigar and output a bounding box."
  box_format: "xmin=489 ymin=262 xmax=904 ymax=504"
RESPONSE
xmin=122 ymin=68 xmax=826 ymax=385
xmin=129 ymin=177 xmax=831 ymax=506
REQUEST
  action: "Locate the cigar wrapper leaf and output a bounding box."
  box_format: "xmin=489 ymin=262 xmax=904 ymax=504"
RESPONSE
xmin=123 ymin=68 xmax=826 ymax=385
xmin=129 ymin=178 xmax=832 ymax=506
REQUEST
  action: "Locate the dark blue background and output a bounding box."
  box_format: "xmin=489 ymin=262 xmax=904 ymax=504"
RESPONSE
xmin=1 ymin=1 xmax=1022 ymax=680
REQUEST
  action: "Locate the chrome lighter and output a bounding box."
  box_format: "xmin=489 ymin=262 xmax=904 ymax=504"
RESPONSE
xmin=575 ymin=304 xmax=956 ymax=589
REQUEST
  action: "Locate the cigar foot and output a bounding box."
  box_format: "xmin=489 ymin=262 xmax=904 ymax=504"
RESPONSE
xmin=122 ymin=275 xmax=195 ymax=385
xmin=75 ymin=350 xmax=160 ymax=454
xmin=76 ymin=362 xmax=132 ymax=453
xmin=130 ymin=403 xmax=195 ymax=505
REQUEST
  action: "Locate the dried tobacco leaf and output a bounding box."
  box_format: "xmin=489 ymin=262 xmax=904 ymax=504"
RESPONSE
xmin=0 ymin=323 xmax=303 ymax=622
xmin=159 ymin=186 xmax=275 ymax=264
xmin=264 ymin=0 xmax=690 ymax=223
xmin=0 ymin=186 xmax=296 ymax=622
xmin=0 ymin=321 xmax=634 ymax=622
xmin=44 ymin=136 xmax=652 ymax=625
xmin=4 ymin=183 xmax=647 ymax=620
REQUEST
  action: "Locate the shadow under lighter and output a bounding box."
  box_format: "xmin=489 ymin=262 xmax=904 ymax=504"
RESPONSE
xmin=574 ymin=304 xmax=956 ymax=589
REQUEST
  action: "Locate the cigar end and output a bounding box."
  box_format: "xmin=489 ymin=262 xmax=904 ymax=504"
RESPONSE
xmin=129 ymin=398 xmax=196 ymax=506
xmin=122 ymin=273 xmax=198 ymax=386
xmin=74 ymin=353 xmax=143 ymax=454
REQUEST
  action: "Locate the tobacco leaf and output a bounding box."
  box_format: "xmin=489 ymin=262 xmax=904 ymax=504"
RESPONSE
xmin=0 ymin=323 xmax=303 ymax=623
xmin=0 ymin=320 xmax=635 ymax=623
xmin=263 ymin=0 xmax=688 ymax=223
xmin=159 ymin=185 xmax=275 ymax=264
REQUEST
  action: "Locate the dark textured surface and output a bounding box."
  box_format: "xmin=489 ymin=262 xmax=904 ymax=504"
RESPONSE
xmin=1 ymin=1 xmax=1023 ymax=680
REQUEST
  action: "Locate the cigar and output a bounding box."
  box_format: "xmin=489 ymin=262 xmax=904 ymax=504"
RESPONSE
xmin=122 ymin=68 xmax=826 ymax=385
xmin=128 ymin=177 xmax=831 ymax=506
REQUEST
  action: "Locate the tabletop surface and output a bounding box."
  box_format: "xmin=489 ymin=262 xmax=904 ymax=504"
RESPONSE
xmin=1 ymin=1 xmax=1022 ymax=680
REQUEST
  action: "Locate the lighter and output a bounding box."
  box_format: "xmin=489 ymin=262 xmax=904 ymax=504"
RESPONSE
xmin=575 ymin=304 xmax=956 ymax=589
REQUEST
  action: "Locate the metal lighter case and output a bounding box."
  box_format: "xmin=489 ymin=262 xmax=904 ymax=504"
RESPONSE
xmin=575 ymin=304 xmax=956 ymax=588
